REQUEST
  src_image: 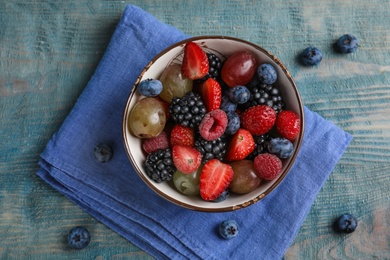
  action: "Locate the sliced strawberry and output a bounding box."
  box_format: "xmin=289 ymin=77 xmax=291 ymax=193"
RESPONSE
xmin=200 ymin=78 xmax=222 ymax=112
xmin=170 ymin=124 xmax=195 ymax=147
xmin=172 ymin=145 xmax=202 ymax=174
xmin=199 ymin=159 xmax=234 ymax=201
xmin=182 ymin=42 xmax=209 ymax=80
xmin=225 ymin=128 xmax=255 ymax=161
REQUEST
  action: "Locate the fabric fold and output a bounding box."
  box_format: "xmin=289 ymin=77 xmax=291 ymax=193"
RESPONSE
xmin=37 ymin=4 xmax=352 ymax=260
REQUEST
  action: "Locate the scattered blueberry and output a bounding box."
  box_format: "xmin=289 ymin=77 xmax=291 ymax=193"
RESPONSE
xmin=336 ymin=34 xmax=359 ymax=53
xmin=212 ymin=189 xmax=230 ymax=202
xmin=225 ymin=111 xmax=240 ymax=135
xmin=267 ymin=137 xmax=294 ymax=158
xmin=138 ymin=78 xmax=163 ymax=97
xmin=220 ymin=95 xmax=237 ymax=112
xmin=302 ymin=47 xmax=323 ymax=66
xmin=93 ymin=143 xmax=113 ymax=163
xmin=219 ymin=220 xmax=238 ymax=239
xmin=335 ymin=213 xmax=358 ymax=233
xmin=67 ymin=226 xmax=91 ymax=249
xmin=257 ymin=63 xmax=277 ymax=84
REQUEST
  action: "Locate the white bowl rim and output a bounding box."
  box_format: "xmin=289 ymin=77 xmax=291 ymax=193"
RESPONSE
xmin=122 ymin=35 xmax=305 ymax=212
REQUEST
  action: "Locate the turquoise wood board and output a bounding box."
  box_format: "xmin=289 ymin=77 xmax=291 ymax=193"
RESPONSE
xmin=1 ymin=1 xmax=389 ymax=259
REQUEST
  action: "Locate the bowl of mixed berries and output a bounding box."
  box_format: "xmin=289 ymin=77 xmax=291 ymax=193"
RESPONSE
xmin=122 ymin=36 xmax=304 ymax=212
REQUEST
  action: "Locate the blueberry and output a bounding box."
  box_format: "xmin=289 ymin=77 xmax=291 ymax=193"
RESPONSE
xmin=220 ymin=95 xmax=237 ymax=112
xmin=336 ymin=34 xmax=358 ymax=53
xmin=93 ymin=143 xmax=113 ymax=163
xmin=257 ymin=63 xmax=277 ymax=84
xmin=267 ymin=137 xmax=294 ymax=158
xmin=138 ymin=78 xmax=163 ymax=97
xmin=219 ymin=220 xmax=238 ymax=239
xmin=228 ymin=85 xmax=251 ymax=104
xmin=335 ymin=213 xmax=358 ymax=233
xmin=225 ymin=111 xmax=240 ymax=135
xmin=212 ymin=189 xmax=230 ymax=202
xmin=302 ymin=47 xmax=323 ymax=66
xmin=67 ymin=226 xmax=91 ymax=249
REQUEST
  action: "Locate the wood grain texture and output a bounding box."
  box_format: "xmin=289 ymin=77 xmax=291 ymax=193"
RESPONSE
xmin=1 ymin=0 xmax=389 ymax=259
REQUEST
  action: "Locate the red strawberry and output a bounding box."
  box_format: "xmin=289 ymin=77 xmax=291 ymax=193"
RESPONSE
xmin=225 ymin=128 xmax=255 ymax=161
xmin=170 ymin=124 xmax=194 ymax=147
xmin=199 ymin=159 xmax=234 ymax=201
xmin=253 ymin=153 xmax=282 ymax=181
xmin=172 ymin=145 xmax=202 ymax=174
xmin=276 ymin=110 xmax=301 ymax=141
xmin=241 ymin=105 xmax=276 ymax=135
xmin=200 ymin=78 xmax=222 ymax=112
xmin=142 ymin=131 xmax=169 ymax=154
xmin=198 ymin=109 xmax=228 ymax=141
xmin=182 ymin=42 xmax=209 ymax=80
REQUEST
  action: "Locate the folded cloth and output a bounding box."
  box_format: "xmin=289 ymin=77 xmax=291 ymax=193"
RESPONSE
xmin=37 ymin=4 xmax=352 ymax=260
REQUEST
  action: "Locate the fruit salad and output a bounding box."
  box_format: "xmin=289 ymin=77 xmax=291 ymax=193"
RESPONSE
xmin=128 ymin=41 xmax=301 ymax=202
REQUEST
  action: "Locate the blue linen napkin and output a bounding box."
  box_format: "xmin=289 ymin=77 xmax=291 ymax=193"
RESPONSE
xmin=37 ymin=4 xmax=352 ymax=259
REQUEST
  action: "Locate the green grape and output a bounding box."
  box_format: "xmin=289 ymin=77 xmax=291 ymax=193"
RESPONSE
xmin=159 ymin=63 xmax=193 ymax=103
xmin=228 ymin=160 xmax=261 ymax=194
xmin=128 ymin=97 xmax=166 ymax=138
xmin=172 ymin=167 xmax=201 ymax=196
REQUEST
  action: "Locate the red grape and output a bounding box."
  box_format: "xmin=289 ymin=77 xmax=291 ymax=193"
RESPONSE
xmin=221 ymin=51 xmax=257 ymax=87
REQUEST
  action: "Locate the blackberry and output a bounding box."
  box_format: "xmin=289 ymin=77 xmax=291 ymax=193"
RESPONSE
xmin=247 ymin=134 xmax=273 ymax=160
xmin=145 ymin=148 xmax=176 ymax=183
xmin=196 ymin=53 xmax=223 ymax=82
xmin=169 ymin=92 xmax=206 ymax=128
xmin=242 ymin=74 xmax=285 ymax=113
xmin=194 ymin=134 xmax=228 ymax=163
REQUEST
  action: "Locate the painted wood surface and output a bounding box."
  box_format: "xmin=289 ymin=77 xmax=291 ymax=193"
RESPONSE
xmin=1 ymin=1 xmax=389 ymax=259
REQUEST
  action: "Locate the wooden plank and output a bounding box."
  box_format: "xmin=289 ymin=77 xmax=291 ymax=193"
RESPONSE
xmin=1 ymin=0 xmax=389 ymax=259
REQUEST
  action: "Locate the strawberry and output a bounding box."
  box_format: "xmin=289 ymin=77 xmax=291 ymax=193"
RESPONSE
xmin=142 ymin=131 xmax=169 ymax=154
xmin=182 ymin=42 xmax=209 ymax=80
xmin=172 ymin=145 xmax=202 ymax=174
xmin=170 ymin=124 xmax=194 ymax=147
xmin=199 ymin=159 xmax=234 ymax=201
xmin=225 ymin=128 xmax=255 ymax=161
xmin=241 ymin=105 xmax=276 ymax=135
xmin=253 ymin=153 xmax=282 ymax=181
xmin=275 ymin=110 xmax=301 ymax=141
xmin=200 ymin=78 xmax=222 ymax=112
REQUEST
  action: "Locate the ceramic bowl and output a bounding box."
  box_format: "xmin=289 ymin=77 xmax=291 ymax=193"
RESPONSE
xmin=122 ymin=36 xmax=304 ymax=212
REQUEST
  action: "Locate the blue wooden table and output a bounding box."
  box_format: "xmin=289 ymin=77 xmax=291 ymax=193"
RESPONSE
xmin=1 ymin=1 xmax=389 ymax=259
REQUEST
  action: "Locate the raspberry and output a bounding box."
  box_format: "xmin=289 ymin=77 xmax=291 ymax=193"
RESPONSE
xmin=253 ymin=153 xmax=282 ymax=181
xmin=241 ymin=105 xmax=276 ymax=135
xmin=142 ymin=131 xmax=169 ymax=154
xmin=275 ymin=110 xmax=301 ymax=141
xmin=198 ymin=109 xmax=228 ymax=141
